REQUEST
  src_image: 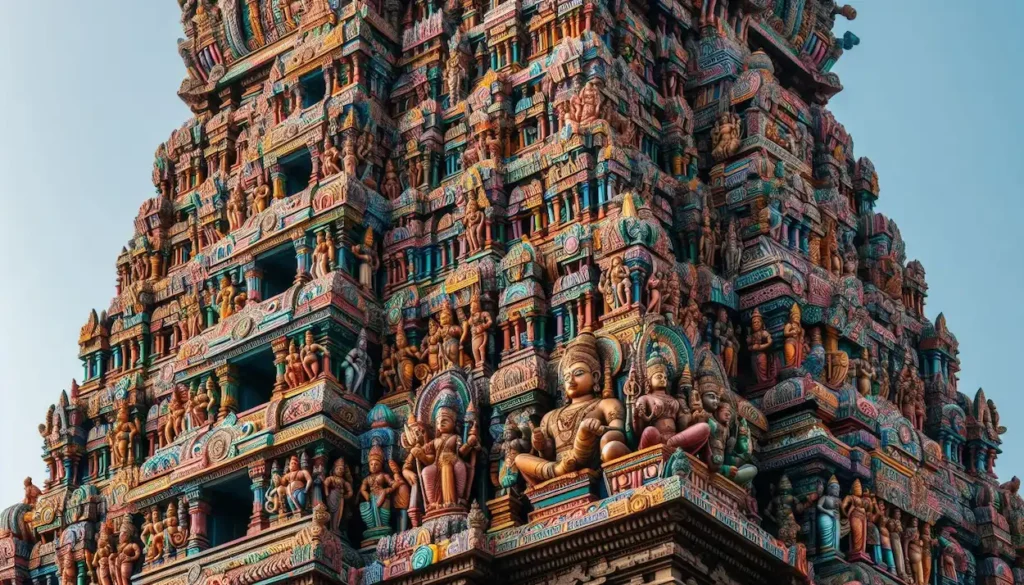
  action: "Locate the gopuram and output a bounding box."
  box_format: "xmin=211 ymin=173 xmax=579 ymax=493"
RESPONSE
xmin=1 ymin=1 xmax=1018 ymax=585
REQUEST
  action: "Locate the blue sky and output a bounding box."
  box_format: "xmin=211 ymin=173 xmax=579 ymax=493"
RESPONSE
xmin=0 ymin=1 xmax=1020 ymax=507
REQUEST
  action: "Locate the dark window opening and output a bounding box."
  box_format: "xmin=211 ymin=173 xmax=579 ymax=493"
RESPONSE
xmin=257 ymin=244 xmax=298 ymax=300
xmin=300 ymin=70 xmax=326 ymax=108
xmin=234 ymin=346 xmax=277 ymax=412
xmin=207 ymin=473 xmax=252 ymax=547
xmin=280 ymin=149 xmax=313 ymax=197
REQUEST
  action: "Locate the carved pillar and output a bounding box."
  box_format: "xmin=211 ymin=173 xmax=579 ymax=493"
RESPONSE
xmin=272 ymin=336 xmax=290 ymax=396
xmin=244 ymin=263 xmax=264 ymax=303
xmin=215 ymin=365 xmax=239 ymax=418
xmin=186 ymin=489 xmax=212 ymax=554
xmin=293 ymin=233 xmax=312 ymax=285
xmin=248 ymin=461 xmax=269 ymax=534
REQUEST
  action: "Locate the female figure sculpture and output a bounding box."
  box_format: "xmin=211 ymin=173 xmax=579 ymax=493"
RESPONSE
xmin=841 ymin=479 xmax=868 ymax=558
xmin=514 ymin=333 xmax=630 ymax=485
xmin=747 ymin=309 xmax=775 ymax=383
xmin=783 ymin=304 xmax=804 ymax=368
xmin=468 ymin=292 xmax=493 ymax=368
xmin=341 ymin=329 xmax=371 ymax=396
xmin=323 ymin=458 xmax=354 ymax=532
xmin=359 ymin=446 xmax=398 ymax=531
xmin=817 ymin=476 xmax=842 ymax=554
xmin=310 ymin=230 xmax=336 ymax=279
xmin=114 ymin=517 xmax=141 ymax=585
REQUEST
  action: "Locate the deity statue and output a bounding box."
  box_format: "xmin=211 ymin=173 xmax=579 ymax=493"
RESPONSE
xmin=711 ymin=111 xmax=742 ymax=162
xmin=420 ymin=319 xmax=442 ymax=374
xmin=310 ymin=230 xmax=336 ymax=279
xmin=681 ymin=286 xmax=701 ymax=346
xmin=721 ymin=416 xmax=757 ymax=486
xmin=160 ymin=501 xmax=188 ymax=557
xmin=162 ymin=387 xmax=187 ymax=447
xmin=445 ymin=54 xmax=465 ymax=101
xmin=142 ymin=507 xmax=164 ymax=562
xmin=320 ymin=137 xmax=343 ymax=178
xmin=609 ymin=256 xmax=632 ymax=308
xmin=22 ymin=477 xmax=41 ymax=506
xmin=408 ymin=156 xmax=423 ymax=188
xmin=699 ymin=208 xmax=716 ymax=267
xmin=720 ymin=220 xmax=742 ymax=278
xmin=921 ymin=522 xmax=934 ymax=585
xmin=765 ymin=475 xmax=801 ymax=546
xmin=467 ymin=291 xmax=493 ymax=368
xmin=109 ymin=402 xmax=140 ymax=467
xmin=114 ymin=516 xmax=141 ymax=585
xmin=887 ymin=507 xmax=907 ymax=578
xmin=216 ymin=275 xmax=237 ymax=320
xmin=783 ymin=304 xmax=804 ymax=368
xmin=437 ymin=301 xmax=466 ymax=370
xmin=712 ymin=308 xmax=738 ymax=378
xmin=855 ymin=348 xmax=876 ymax=396
xmin=323 ymin=458 xmax=354 ymax=532
xmin=381 ymin=159 xmax=401 ymax=200
xmin=342 ymin=134 xmax=358 ymax=177
xmin=253 ymin=172 xmax=271 ymax=211
xmin=88 ymin=521 xmax=115 ymax=585
xmin=904 ymin=517 xmax=924 ymax=585
xmin=388 ymin=458 xmax=411 ymax=531
xmin=580 ymin=79 xmax=603 ymax=124
xmin=341 ymin=329 xmax=371 ymax=396
xmin=282 ymin=454 xmax=312 ymax=514
xmin=496 ymin=422 xmax=530 ymax=495
xmin=227 ymin=181 xmax=247 ymax=231
xmin=646 ymin=271 xmax=664 ymax=316
xmin=393 ymin=327 xmax=420 ymax=394
xmin=463 ymin=194 xmax=486 ymax=254
xmin=663 ymin=273 xmax=680 ymax=323
xmin=187 ymin=381 xmax=210 ymax=428
xmin=747 ymin=309 xmax=775 ymax=384
xmin=295 ymin=333 xmax=322 ymax=382
xmin=181 ymin=290 xmax=204 ymax=341
xmin=938 ymin=527 xmax=966 ymax=581
xmin=379 ymin=345 xmax=398 ymax=395
xmin=816 ymin=476 xmax=842 ymax=554
xmin=264 ymin=462 xmax=287 ymax=515
xmin=59 ymin=550 xmax=77 ymax=585
xmin=408 ymin=400 xmax=480 ymax=512
xmin=869 ymin=495 xmax=896 ymax=573
xmin=351 ymin=229 xmax=379 ymax=291
xmin=359 ymin=446 xmax=398 ymax=531
xmin=632 ymin=354 xmax=711 ymax=453
xmin=803 ymin=326 xmax=825 ymax=378
xmin=514 ymin=333 xmax=630 ymax=485
xmin=598 ymin=270 xmax=614 ymax=314
xmin=840 ymin=479 xmax=868 ymax=558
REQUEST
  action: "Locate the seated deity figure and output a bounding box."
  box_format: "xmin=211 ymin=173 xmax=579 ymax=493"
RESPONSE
xmin=632 ymin=353 xmax=711 ymax=453
xmin=514 ymin=333 xmax=630 ymax=485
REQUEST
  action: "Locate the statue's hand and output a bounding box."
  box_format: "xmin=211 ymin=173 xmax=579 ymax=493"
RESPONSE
xmin=579 ymin=417 xmax=603 ymax=437
xmin=531 ymin=428 xmax=547 ymax=453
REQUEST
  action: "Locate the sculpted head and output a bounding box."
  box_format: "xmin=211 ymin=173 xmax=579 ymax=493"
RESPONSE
xmin=647 ymin=353 xmax=669 ymax=393
xmin=434 ymin=406 xmax=458 ymax=434
xmin=560 ymin=333 xmax=602 ymax=400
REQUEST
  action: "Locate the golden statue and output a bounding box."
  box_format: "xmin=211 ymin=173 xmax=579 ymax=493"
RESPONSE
xmin=514 ymin=333 xmax=629 ymax=485
xmin=216 ymin=275 xmax=237 ymax=319
xmin=252 ymin=172 xmax=271 ymax=211
xmin=783 ymin=304 xmax=804 ymax=368
xmin=109 ymin=403 xmax=139 ymax=467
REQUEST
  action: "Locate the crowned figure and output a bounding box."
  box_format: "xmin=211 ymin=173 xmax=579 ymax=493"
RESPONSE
xmin=514 ymin=333 xmax=630 ymax=485
xmin=408 ymin=393 xmax=480 ymax=515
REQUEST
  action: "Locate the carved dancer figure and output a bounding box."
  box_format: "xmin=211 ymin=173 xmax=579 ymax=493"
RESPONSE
xmin=463 ymin=194 xmax=486 ymax=254
xmin=747 ymin=309 xmax=775 ymax=384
